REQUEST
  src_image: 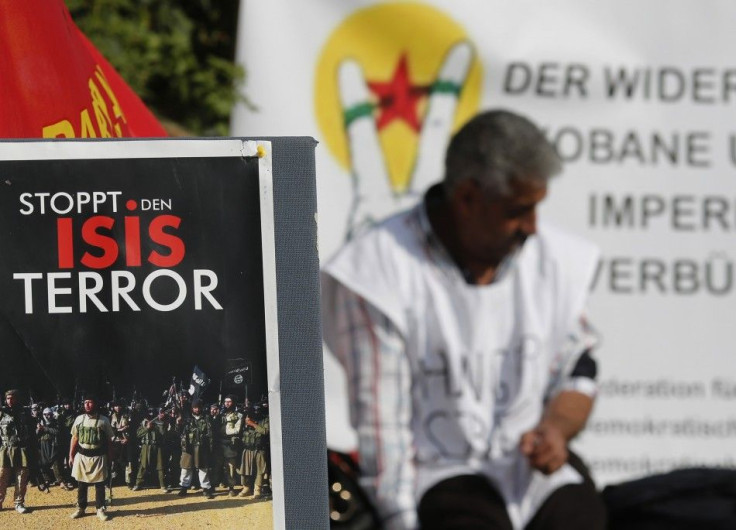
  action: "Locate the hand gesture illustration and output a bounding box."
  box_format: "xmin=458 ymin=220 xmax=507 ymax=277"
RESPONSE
xmin=338 ymin=41 xmax=474 ymax=240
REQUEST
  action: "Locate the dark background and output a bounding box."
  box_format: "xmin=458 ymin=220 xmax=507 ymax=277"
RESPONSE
xmin=0 ymin=155 xmax=266 ymax=406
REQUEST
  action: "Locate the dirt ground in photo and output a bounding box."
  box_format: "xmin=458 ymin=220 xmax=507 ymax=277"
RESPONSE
xmin=0 ymin=484 xmax=272 ymax=529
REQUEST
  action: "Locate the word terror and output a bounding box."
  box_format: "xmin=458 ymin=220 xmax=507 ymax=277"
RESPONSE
xmin=13 ymin=269 xmax=223 ymax=314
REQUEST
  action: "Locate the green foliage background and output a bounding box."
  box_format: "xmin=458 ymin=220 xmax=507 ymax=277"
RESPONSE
xmin=66 ymin=0 xmax=244 ymax=136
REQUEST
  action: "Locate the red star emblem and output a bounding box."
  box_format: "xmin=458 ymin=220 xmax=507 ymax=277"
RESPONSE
xmin=368 ymin=54 xmax=429 ymax=132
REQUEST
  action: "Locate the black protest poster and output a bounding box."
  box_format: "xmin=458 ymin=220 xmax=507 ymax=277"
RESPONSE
xmin=0 ymin=139 xmax=282 ymax=528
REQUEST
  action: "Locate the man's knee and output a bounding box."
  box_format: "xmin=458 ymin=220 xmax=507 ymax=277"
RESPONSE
xmin=526 ymin=452 xmax=607 ymax=530
xmin=418 ymin=475 xmax=513 ymax=530
xmin=527 ymin=481 xmax=606 ymax=530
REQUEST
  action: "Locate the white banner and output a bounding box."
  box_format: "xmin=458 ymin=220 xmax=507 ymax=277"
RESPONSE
xmin=232 ymin=0 xmax=736 ymax=486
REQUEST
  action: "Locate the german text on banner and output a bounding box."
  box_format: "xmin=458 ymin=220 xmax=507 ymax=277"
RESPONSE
xmin=232 ymin=0 xmax=736 ymax=486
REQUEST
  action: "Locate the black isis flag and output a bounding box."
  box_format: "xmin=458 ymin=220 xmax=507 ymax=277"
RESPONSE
xmin=188 ymin=365 xmax=210 ymax=398
xmin=224 ymin=358 xmax=252 ymax=388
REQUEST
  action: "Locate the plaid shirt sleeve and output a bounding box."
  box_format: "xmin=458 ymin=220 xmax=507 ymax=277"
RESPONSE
xmin=327 ymin=281 xmax=418 ymax=529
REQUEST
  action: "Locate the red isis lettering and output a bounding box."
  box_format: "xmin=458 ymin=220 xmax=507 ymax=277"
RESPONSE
xmin=56 ymin=214 xmax=185 ymax=269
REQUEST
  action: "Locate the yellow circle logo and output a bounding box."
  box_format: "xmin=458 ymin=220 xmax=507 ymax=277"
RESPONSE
xmin=314 ymin=3 xmax=482 ymax=194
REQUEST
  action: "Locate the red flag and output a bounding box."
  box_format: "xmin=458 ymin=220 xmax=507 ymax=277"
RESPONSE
xmin=0 ymin=0 xmax=167 ymax=138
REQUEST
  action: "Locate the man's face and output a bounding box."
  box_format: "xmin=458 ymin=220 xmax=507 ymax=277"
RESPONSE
xmin=158 ymin=411 xmax=165 ymax=421
xmin=113 ymin=405 xmax=121 ymax=414
xmin=5 ymin=394 xmax=16 ymax=408
xmin=210 ymin=406 xmax=219 ymax=417
xmin=455 ymin=178 xmax=547 ymax=271
xmin=84 ymin=399 xmax=95 ymax=414
xmin=224 ymin=398 xmax=233 ymax=410
xmin=192 ymin=405 xmax=201 ymax=416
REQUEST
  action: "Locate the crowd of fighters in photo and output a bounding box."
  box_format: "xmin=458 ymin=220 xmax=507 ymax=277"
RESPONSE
xmin=0 ymin=387 xmax=270 ymax=520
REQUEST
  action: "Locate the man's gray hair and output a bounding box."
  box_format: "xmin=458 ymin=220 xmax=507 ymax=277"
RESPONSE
xmin=443 ymin=109 xmax=561 ymax=196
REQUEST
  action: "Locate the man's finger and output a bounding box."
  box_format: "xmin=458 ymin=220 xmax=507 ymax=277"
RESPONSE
xmin=412 ymin=41 xmax=473 ymax=189
xmin=338 ymin=59 xmax=392 ymax=237
xmin=530 ymin=445 xmax=568 ymax=474
xmin=519 ymin=431 xmax=540 ymax=455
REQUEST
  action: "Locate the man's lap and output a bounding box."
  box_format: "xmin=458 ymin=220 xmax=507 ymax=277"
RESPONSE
xmin=417 ymin=452 xmax=606 ymax=530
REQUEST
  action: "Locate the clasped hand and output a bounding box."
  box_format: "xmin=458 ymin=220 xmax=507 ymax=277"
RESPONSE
xmin=519 ymin=422 xmax=568 ymax=475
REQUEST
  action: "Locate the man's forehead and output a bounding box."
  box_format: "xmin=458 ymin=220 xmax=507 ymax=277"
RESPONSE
xmin=511 ymin=178 xmax=547 ymax=196
xmin=495 ymin=179 xmax=547 ymax=206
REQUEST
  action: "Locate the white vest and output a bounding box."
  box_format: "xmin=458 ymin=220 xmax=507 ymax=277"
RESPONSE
xmin=323 ymin=205 xmax=600 ymax=528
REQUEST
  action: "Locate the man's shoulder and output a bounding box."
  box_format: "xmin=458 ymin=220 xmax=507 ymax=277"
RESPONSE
xmin=339 ymin=207 xmax=418 ymax=254
xmin=322 ymin=207 xmax=423 ymax=334
xmin=325 ymin=206 xmax=422 ymax=279
xmin=70 ymin=414 xmax=85 ymax=433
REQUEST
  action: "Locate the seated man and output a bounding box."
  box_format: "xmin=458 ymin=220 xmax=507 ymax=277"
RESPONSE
xmin=322 ymin=110 xmax=606 ymax=529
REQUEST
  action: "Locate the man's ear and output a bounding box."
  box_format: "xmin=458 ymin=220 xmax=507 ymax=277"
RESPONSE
xmin=450 ymin=179 xmax=483 ymax=217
